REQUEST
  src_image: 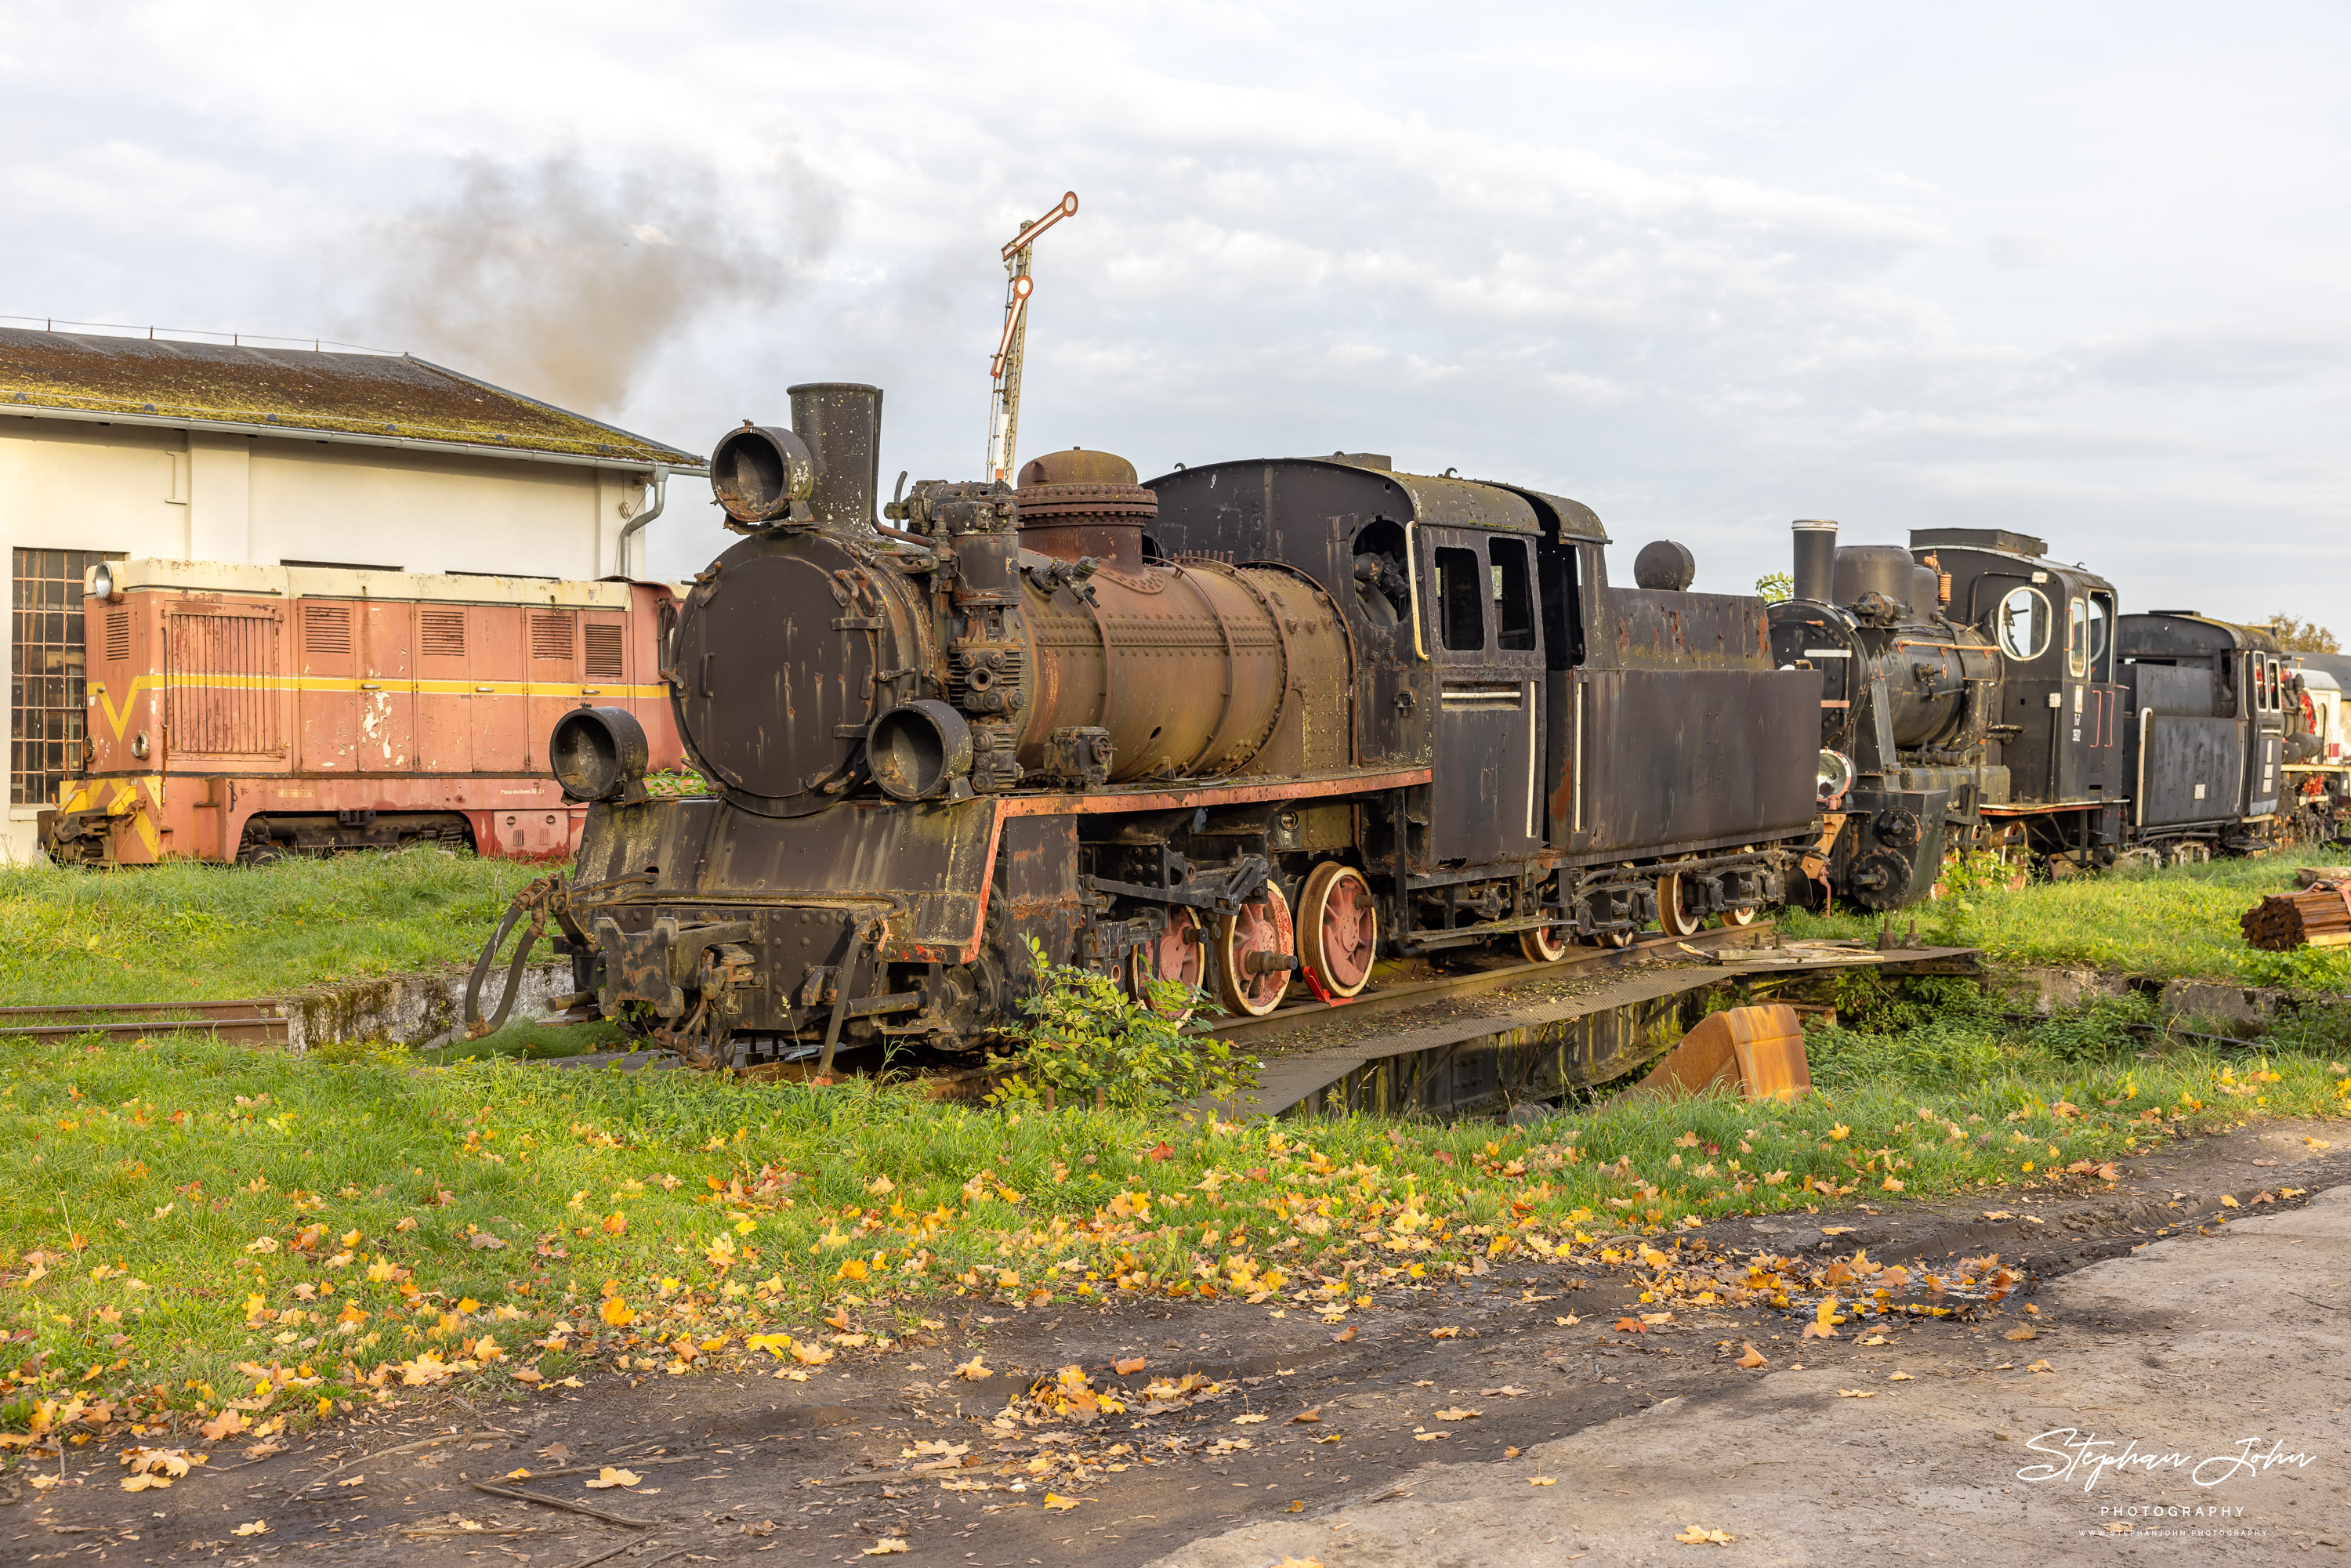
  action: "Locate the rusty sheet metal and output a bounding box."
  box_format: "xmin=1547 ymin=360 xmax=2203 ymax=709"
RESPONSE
xmin=1616 ymin=1003 xmax=1809 ymax=1103
xmin=1558 ymin=668 xmax=1818 ymax=860
xmin=1597 ymin=586 xmax=1774 ymax=672
xmin=0 ymin=328 xmax=698 ymax=465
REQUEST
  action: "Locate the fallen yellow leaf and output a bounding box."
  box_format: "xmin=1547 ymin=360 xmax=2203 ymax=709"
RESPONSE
xmin=1888 ymin=1371 xmax=1913 ymax=1382
xmin=1735 ymin=1342 xmax=1767 ymax=1369
xmin=1434 ymin=1407 xmax=1480 ymax=1421
xmin=1676 ymin=1524 xmax=1736 ymax=1544
xmin=861 ymin=1539 xmax=911 ymax=1556
xmin=231 ymin=1522 xmax=270 ymax=1537
xmin=585 ymin=1466 xmax=642 ymax=1489
xmin=1531 ymin=1476 xmax=1556 ymax=1486
xmin=1041 ymin=1493 xmax=1082 ymax=1512
xmin=955 ymin=1356 xmax=991 ymax=1380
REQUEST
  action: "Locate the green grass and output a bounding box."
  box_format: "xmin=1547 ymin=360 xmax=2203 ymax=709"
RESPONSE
xmin=1 ymin=994 xmax=2343 ymax=1446
xmin=1783 ymin=846 xmax=2351 ymax=990
xmin=0 ymin=849 xmax=539 ymax=1006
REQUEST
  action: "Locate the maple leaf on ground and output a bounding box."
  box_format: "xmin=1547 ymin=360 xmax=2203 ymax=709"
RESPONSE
xmin=1530 ymin=1476 xmax=1557 ymax=1486
xmin=955 ymin=1356 xmax=991 ymax=1380
xmin=1481 ymin=1385 xmax=1530 ymax=1397
xmin=1734 ymin=1342 xmax=1767 ymax=1369
xmin=1836 ymin=1389 xmax=1877 ymax=1399
xmin=1614 ymin=1318 xmax=1647 ymax=1334
xmin=1434 ymin=1407 xmax=1480 ymax=1421
xmin=1113 ymin=1356 xmax=1147 ymax=1375
xmin=1801 ymin=1297 xmax=1842 ymax=1340
xmin=2004 ymin=1327 xmax=2038 ymax=1342
xmin=862 ymin=1539 xmax=911 ymax=1555
xmin=230 ymin=1522 xmax=270 ymax=1537
xmin=585 ymin=1467 xmax=643 ymax=1489
xmin=1290 ymin=1408 xmax=1323 ymax=1423
xmin=1041 ymin=1494 xmax=1082 ymax=1512
xmin=1676 ymin=1524 xmax=1736 ymax=1544
xmin=2024 ymin=1359 xmax=2055 ymax=1374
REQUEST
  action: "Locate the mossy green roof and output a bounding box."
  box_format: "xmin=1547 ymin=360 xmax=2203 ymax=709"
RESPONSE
xmin=0 ymin=328 xmax=701 ymax=470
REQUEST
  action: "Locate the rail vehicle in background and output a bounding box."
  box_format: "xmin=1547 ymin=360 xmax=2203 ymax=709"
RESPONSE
xmin=2284 ymin=653 xmax=2351 ymax=842
xmin=1768 ymin=520 xmax=2324 ymax=906
xmin=2112 ymin=610 xmax=2292 ymax=862
xmin=42 ymin=559 xmax=683 ymax=866
xmin=531 ymin=384 xmax=1821 ymax=1070
xmin=1767 ymin=522 xmax=2124 ymax=907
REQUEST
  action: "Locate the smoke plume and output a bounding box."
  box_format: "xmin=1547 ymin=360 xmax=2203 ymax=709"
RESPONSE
xmin=356 ymin=151 xmax=839 ymax=415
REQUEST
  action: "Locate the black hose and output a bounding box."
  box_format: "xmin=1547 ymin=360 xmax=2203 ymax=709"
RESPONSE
xmin=463 ymin=899 xmax=541 ymax=1039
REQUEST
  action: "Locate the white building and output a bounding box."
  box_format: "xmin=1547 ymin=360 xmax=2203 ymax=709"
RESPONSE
xmin=1 ymin=326 xmax=701 ymax=862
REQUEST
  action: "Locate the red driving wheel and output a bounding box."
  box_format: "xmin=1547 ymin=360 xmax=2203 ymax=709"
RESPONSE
xmin=1128 ymin=907 xmax=1205 ymax=1019
xmin=1215 ymin=882 xmax=1295 ymax=1019
xmin=1299 ymin=862 xmax=1378 ymax=998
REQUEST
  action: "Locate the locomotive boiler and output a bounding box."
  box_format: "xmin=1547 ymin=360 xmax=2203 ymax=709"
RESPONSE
xmin=519 ymin=384 xmax=1821 ymax=1070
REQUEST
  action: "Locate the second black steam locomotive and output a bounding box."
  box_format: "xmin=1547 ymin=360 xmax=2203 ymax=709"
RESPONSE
xmin=534 ymin=386 xmax=1820 ymax=1070
xmin=1770 ymin=521 xmax=2302 ymax=907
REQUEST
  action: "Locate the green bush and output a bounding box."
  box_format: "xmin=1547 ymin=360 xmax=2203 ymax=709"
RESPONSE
xmin=990 ymin=939 xmax=1261 ymax=1113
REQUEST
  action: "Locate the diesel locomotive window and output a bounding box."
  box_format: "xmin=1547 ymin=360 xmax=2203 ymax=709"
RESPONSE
xmin=1487 ymin=538 xmax=1536 ymax=651
xmin=1997 ymin=585 xmax=2051 ymax=661
xmin=2067 ymin=598 xmax=2088 ymax=679
xmin=1433 ymin=546 xmax=1485 ymax=651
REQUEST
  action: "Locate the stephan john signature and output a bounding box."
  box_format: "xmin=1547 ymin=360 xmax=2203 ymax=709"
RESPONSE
xmin=2016 ymin=1429 xmax=2317 ymax=1493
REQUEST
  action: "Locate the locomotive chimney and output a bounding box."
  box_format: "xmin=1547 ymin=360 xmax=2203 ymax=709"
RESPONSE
xmin=1791 ymin=520 xmax=1837 ymax=603
xmin=1014 ymin=447 xmax=1156 ymax=574
xmin=788 ymin=382 xmax=883 ymax=530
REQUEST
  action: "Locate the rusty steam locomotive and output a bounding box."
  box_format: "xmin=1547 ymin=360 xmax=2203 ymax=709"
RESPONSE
xmin=1769 ymin=521 xmax=2301 ymax=909
xmin=513 ymin=384 xmax=1821 ymax=1069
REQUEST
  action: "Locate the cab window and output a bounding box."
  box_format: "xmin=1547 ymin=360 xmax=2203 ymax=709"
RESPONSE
xmin=2066 ymin=598 xmax=2088 ymax=679
xmin=1433 ymin=547 xmax=1484 ymax=651
xmin=1488 ymin=538 xmax=1535 ymax=651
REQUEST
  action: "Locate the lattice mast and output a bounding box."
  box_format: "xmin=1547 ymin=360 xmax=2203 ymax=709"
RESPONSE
xmin=986 ymin=191 xmax=1079 ymax=484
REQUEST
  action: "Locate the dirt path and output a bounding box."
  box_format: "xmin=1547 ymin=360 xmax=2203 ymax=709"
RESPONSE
xmin=11 ymin=1122 xmax=2347 ymax=1566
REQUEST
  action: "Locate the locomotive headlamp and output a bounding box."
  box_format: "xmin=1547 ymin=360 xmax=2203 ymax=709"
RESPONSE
xmin=868 ymin=701 xmax=974 ymax=802
xmin=709 ymin=422 xmax=817 ymax=525
xmin=550 ymin=707 xmax=651 ymax=802
xmin=89 ymin=563 xmax=114 ymax=600
xmin=1816 ymin=748 xmax=1855 ymax=809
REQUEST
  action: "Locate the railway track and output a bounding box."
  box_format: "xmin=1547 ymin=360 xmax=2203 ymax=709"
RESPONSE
xmin=0 ymin=998 xmax=292 ymax=1046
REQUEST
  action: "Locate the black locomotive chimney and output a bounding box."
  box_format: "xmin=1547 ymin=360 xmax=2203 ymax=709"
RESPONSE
xmin=788 ymin=382 xmax=883 ymax=530
xmin=1791 ymin=520 xmax=1837 ymax=603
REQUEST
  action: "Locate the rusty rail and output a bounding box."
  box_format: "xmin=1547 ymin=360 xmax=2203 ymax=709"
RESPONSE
xmin=0 ymin=999 xmax=291 ymax=1046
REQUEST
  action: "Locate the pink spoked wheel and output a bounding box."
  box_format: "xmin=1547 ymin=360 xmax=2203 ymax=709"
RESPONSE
xmin=1128 ymin=906 xmax=1206 ymax=1019
xmin=1299 ymin=862 xmax=1378 ymax=999
xmin=1214 ymin=881 xmax=1296 ymax=1019
xmin=1520 ymin=923 xmax=1571 ymax=963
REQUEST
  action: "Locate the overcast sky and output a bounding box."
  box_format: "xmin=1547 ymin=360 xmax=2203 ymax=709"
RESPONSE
xmin=5 ymin=2 xmax=2348 ymax=622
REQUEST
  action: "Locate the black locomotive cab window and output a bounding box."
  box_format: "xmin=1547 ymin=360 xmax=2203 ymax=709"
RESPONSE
xmin=1488 ymin=538 xmax=1535 ymax=651
xmin=1996 ymin=585 xmax=2051 ymax=661
xmin=1433 ymin=546 xmax=1485 ymax=651
xmin=2086 ymin=592 xmax=2113 ymax=682
xmin=1536 ymin=541 xmax=1586 ymax=669
xmin=2067 ymin=598 xmax=2088 ymax=679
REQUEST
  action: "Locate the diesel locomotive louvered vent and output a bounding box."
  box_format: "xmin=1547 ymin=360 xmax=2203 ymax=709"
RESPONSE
xmin=420 ymin=609 xmax=466 ymax=658
xmin=584 ymin=623 xmax=625 ymax=680
xmin=104 ymin=608 xmax=129 ymax=662
xmin=303 ymin=605 xmax=351 ymax=657
xmin=530 ymin=612 xmax=573 ymax=662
